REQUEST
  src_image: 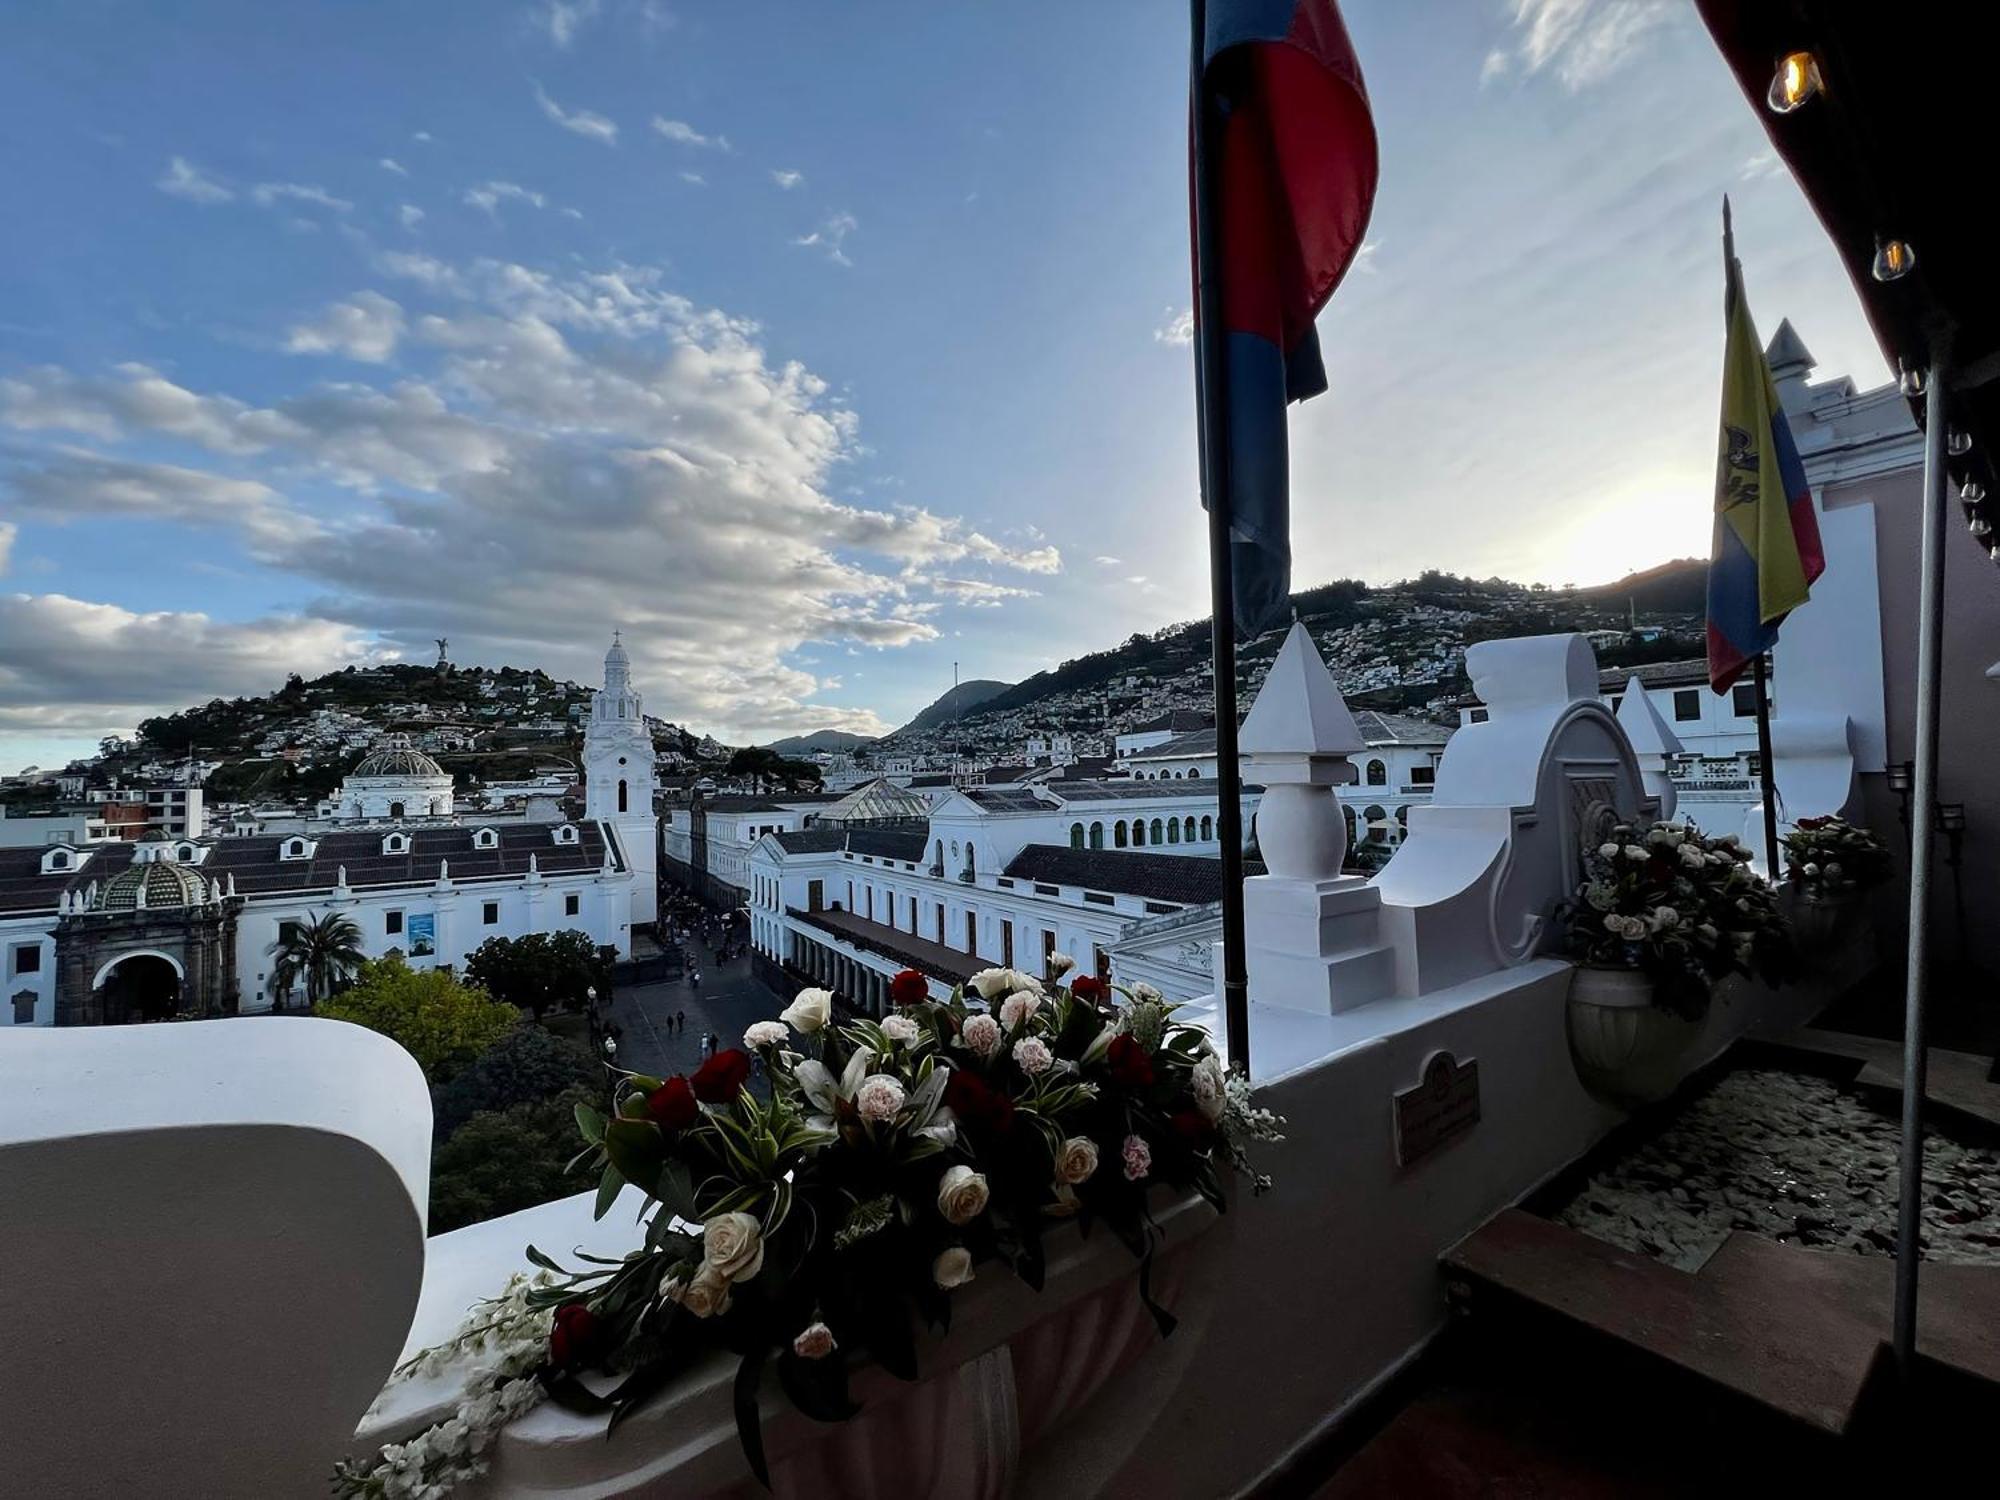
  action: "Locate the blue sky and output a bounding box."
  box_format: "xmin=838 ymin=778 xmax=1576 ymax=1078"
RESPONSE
xmin=0 ymin=0 xmax=1885 ymax=769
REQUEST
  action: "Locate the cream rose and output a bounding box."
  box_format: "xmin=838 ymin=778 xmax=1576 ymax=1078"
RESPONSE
xmin=702 ymin=1211 xmax=766 ymax=1282
xmin=967 ymin=968 xmax=1014 ymax=1000
xmin=781 ymin=987 xmax=833 ymax=1033
xmin=936 ymin=1164 xmax=990 ymax=1225
xmin=932 ymin=1246 xmax=974 ymax=1289
xmin=663 ymin=1261 xmax=733 ymax=1318
xmin=1190 ymin=1054 xmax=1226 ymax=1123
xmin=1054 ymin=1135 xmax=1100 ymax=1185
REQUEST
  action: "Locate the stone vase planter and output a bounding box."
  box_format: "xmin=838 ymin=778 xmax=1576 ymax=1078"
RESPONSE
xmin=1566 ymin=964 xmax=1702 ymax=1107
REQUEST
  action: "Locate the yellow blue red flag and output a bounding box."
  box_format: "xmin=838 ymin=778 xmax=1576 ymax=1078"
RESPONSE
xmin=1707 ymin=197 xmax=1824 ymax=693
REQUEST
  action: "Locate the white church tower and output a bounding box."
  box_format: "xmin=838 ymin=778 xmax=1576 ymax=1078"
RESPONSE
xmin=584 ymin=631 xmax=658 ymax=928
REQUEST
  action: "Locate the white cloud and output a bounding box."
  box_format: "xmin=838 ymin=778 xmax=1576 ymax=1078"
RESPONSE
xmin=0 ymin=594 xmax=380 ymax=740
xmin=1353 ymin=238 xmax=1381 ymax=275
xmin=1 ymin=448 xmax=317 ymax=549
xmin=534 ymin=82 xmax=619 ymax=144
xmin=1480 ymin=48 xmax=1511 ymax=85
xmin=680 ymin=171 xmax=706 ymax=186
xmin=1093 ymin=555 xmax=1122 ymax=567
xmin=793 ymin=211 xmax=857 ymax=266
xmin=398 ymin=203 xmax=426 ymax=229
xmin=412 ymin=130 xmax=434 ymax=144
xmin=156 ymin=156 xmax=232 ymax=204
xmin=0 ymin=521 xmax=14 ymax=576
xmin=2 ymin=253 xmax=1056 ymax=740
xmin=770 ymin=168 xmax=804 ymax=190
xmin=1740 ymin=148 xmax=1785 ymax=182
xmin=1153 ymin=306 xmax=1193 ymax=346
xmin=1499 ymin=0 xmax=1680 ymax=90
xmin=251 ymin=181 xmax=353 ymax=213
xmin=651 ymin=116 xmax=729 ymax=151
xmin=284 ymin=291 xmax=406 ymax=363
xmin=379 ymin=157 xmax=409 ymax=177
xmin=464 ymin=180 xmax=548 ymax=217
xmin=529 ymin=0 xmax=599 ymax=48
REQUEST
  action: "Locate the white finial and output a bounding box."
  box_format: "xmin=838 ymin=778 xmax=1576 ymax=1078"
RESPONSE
xmin=1240 ymin=623 xmax=1365 ymax=882
xmin=1615 ymin=675 xmax=1685 ymax=757
xmin=436 ymin=858 xmax=451 ymax=887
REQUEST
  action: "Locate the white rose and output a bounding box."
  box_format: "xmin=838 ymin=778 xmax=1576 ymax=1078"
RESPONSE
xmin=1047 ymin=952 xmax=1077 ymax=977
xmin=1000 ymin=990 xmax=1042 ymax=1028
xmin=879 ymin=1014 xmax=920 ymax=1044
xmin=1623 ymin=845 xmax=1649 ymax=862
xmin=968 ymin=968 xmax=1014 ymax=1000
xmin=744 ymin=1020 xmax=789 ymax=1049
xmin=933 ymin=1246 xmax=975 ymax=1289
xmin=781 ymin=987 xmax=833 ymax=1033
xmin=792 ymin=1321 xmax=837 ymax=1360
xmin=1012 ymin=1037 xmax=1053 ymax=1075
xmin=702 ymin=1211 xmax=765 ymax=1282
xmin=662 ymin=1261 xmax=733 ymax=1318
xmin=1596 ymin=841 xmax=1620 ymax=859
xmin=1190 ymin=1054 xmax=1226 ymax=1122
xmin=1055 ymin=1135 xmax=1100 ymax=1184
xmin=855 ymin=1073 xmax=907 ymax=1123
xmin=961 ymin=1012 xmax=1002 ymax=1059
xmin=1648 ymin=906 xmax=1681 ymax=932
xmin=936 ymin=1163 xmax=990 ymax=1225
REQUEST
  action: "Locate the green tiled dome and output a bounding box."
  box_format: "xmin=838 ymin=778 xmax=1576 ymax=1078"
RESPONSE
xmin=97 ymin=859 xmax=209 ymax=911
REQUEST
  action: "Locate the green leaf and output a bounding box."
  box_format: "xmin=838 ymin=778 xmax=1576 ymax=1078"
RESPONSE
xmin=834 ymin=1193 xmax=895 ymax=1250
xmin=603 ymin=1116 xmax=666 ymax=1188
xmin=653 ymin=1159 xmax=699 ymax=1222
xmin=575 ymin=1102 xmax=608 ymax=1144
xmin=524 ymin=1244 xmax=566 ymax=1274
xmin=594 ymin=1163 xmax=624 ymax=1221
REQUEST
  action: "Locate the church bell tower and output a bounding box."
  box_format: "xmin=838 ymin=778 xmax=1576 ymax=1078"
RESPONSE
xmin=583 ymin=630 xmax=658 ymax=927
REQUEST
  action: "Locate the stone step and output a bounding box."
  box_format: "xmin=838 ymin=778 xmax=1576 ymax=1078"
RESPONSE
xmin=1444 ymin=1210 xmax=2000 ymax=1435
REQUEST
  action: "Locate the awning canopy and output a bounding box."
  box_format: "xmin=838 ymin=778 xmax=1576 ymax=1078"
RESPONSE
xmin=1696 ymin=1 xmax=2000 ymax=563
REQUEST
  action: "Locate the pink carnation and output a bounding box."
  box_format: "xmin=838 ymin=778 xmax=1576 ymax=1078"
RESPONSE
xmin=792 ymin=1321 xmax=837 ymax=1360
xmin=1121 ymin=1133 xmax=1152 ymax=1182
xmin=1011 ymin=1037 xmax=1053 ymax=1075
xmin=962 ymin=1012 xmax=1001 ymax=1059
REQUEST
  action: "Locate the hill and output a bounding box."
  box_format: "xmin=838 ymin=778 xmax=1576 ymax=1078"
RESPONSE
xmin=763 ymin=729 xmax=876 ymax=756
xmin=892 ymin=679 xmax=1012 ymax=738
xmin=1581 ymin=557 xmax=1707 ymax=616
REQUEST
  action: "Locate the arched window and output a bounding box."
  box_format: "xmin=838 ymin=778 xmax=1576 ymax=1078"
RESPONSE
xmin=1114 ymin=821 xmax=1128 ymax=848
xmin=1200 ymin=815 xmax=1213 ymax=841
xmin=1089 ymin=822 xmax=1104 ymax=850
xmin=934 ymin=840 xmax=944 ymax=870
xmin=1069 ymin=822 xmax=1085 ymax=849
xmin=1183 ymin=815 xmax=1196 ymax=842
xmin=964 ymin=845 xmax=976 ymax=879
xmin=388 ymin=801 xmax=406 ymax=819
xmin=1365 ymin=759 xmax=1387 ymax=786
xmin=1167 ymin=818 xmax=1180 ymax=844
xmin=1364 ymin=805 xmax=1387 ymax=844
xmin=1150 ymin=818 xmax=1164 ymax=844
xmin=617 ymin=779 xmax=629 ymax=813
xmin=1188 ymin=767 xmax=1201 ymax=778
xmin=1132 ymin=819 xmax=1145 ymax=847
xmin=49 ymin=851 xmax=69 ymax=870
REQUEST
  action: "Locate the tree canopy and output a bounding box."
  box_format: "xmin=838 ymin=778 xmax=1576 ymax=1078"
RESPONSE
xmin=463 ymin=929 xmax=612 ymax=1019
xmin=315 ymin=954 xmax=519 ymax=1081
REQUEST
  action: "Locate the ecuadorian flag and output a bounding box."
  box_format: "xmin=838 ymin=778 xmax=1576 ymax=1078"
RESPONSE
xmin=1706 ymin=197 xmax=1824 ymax=693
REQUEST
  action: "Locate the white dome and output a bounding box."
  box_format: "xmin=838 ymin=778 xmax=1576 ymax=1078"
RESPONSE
xmin=351 ymin=733 xmax=446 ymax=779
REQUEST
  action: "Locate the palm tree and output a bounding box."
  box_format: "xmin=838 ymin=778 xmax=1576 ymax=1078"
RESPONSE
xmin=268 ymin=912 xmax=366 ymax=1009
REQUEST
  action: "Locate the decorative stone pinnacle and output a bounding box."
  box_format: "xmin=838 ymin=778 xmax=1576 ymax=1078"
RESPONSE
xmin=1240 ymin=620 xmax=1364 ymax=785
xmin=1616 ymin=674 xmax=1685 ymax=757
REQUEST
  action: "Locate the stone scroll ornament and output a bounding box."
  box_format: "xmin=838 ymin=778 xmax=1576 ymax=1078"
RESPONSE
xmin=336 ymin=965 xmax=1285 ymax=1497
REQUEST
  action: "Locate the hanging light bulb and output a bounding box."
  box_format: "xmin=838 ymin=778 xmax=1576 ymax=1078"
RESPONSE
xmin=1767 ymin=51 xmax=1823 ymax=113
xmin=1964 ymin=481 xmax=1987 ymax=504
xmin=1949 ymin=429 xmax=1973 ymax=456
xmin=1873 ymin=238 xmax=1917 ymax=281
xmin=1973 ymin=516 xmax=1994 ymax=541
xmin=1900 ymin=363 xmax=1927 ymax=396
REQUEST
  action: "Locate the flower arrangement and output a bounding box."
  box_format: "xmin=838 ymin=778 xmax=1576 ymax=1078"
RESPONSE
xmin=1782 ymin=815 xmax=1891 ymax=898
xmin=337 ymin=962 xmax=1282 ymax=1495
xmin=1560 ymin=820 xmax=1793 ymax=1019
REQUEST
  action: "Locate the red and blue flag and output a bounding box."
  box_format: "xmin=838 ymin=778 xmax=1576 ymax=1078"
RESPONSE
xmin=1195 ymin=0 xmax=1377 ymax=636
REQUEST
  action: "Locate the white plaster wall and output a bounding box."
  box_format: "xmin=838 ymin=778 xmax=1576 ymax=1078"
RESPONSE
xmin=1 ymin=915 xmax=57 ymax=1025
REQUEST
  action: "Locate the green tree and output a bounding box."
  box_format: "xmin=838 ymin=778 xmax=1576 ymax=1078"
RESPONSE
xmin=432 ymin=1024 xmax=604 ymax=1137
xmin=428 ymin=1086 xmax=599 ymax=1233
xmin=463 ymin=929 xmax=611 ymax=1019
xmin=315 ymin=954 xmax=519 ymax=1081
xmin=268 ymin=912 xmax=366 ymax=1008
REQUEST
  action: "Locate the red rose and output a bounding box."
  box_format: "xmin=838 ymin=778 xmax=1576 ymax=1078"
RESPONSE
xmin=691 ymin=1048 xmax=752 ymax=1103
xmin=549 ymin=1303 xmax=602 ymax=1369
xmin=1071 ymin=975 xmax=1108 ymax=1002
xmin=1106 ymin=1034 xmax=1155 ymax=1088
xmin=645 ymin=1075 xmax=698 ymax=1129
xmin=1171 ymin=1107 xmax=1214 ymax=1147
xmin=943 ymin=1067 xmax=1016 ymax=1135
xmin=890 ymin=969 xmax=930 ymax=1006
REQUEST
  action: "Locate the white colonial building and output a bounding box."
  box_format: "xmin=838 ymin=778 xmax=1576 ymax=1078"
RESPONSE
xmin=328 ymin=735 xmax=457 ymax=822
xmin=581 ymin=632 xmax=659 ymax=927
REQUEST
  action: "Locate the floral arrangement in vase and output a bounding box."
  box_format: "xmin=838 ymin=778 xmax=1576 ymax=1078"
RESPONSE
xmin=1782 ymin=815 xmax=1891 ymax=899
xmin=337 ymin=961 xmax=1282 ymax=1497
xmin=1559 ymin=820 xmax=1793 ymax=1019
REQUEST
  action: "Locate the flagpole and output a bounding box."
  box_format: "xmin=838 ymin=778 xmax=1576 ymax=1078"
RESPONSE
xmin=1190 ymin=0 xmax=1252 ymax=1077
xmin=1751 ymin=653 xmax=1781 ymax=879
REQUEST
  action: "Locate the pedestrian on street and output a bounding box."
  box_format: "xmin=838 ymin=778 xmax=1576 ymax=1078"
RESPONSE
xmin=675 ymin=1008 xmax=685 ymax=1034
xmin=691 ymin=968 xmax=702 ymax=989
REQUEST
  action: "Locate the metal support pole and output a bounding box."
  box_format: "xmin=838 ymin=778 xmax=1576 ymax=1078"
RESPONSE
xmin=1893 ymin=358 xmax=1949 ymax=1379
xmin=1752 ymin=653 xmax=1782 ymax=879
xmin=1190 ymin=0 xmax=1251 ymax=1077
